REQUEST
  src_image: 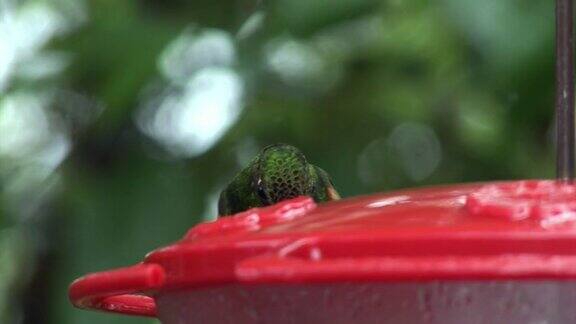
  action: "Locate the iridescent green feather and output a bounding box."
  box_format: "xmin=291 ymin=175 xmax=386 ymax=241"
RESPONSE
xmin=218 ymin=144 xmax=339 ymax=216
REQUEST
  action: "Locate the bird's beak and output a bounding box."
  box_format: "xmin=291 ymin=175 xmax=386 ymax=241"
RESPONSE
xmin=327 ymin=185 xmax=341 ymax=200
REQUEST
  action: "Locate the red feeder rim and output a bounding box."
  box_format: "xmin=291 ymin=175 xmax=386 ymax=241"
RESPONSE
xmin=69 ymin=180 xmax=576 ymax=317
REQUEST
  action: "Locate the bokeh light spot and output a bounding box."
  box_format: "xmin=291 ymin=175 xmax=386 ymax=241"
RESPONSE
xmin=138 ymin=67 xmax=244 ymax=158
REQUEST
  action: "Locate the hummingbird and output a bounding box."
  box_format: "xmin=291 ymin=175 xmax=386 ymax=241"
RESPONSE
xmin=218 ymin=143 xmax=340 ymax=216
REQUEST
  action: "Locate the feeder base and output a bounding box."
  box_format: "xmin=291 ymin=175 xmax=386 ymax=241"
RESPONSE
xmin=156 ymin=281 xmax=576 ymax=324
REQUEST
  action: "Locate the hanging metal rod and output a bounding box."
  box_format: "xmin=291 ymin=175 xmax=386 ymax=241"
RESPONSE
xmin=555 ymin=0 xmax=576 ymax=181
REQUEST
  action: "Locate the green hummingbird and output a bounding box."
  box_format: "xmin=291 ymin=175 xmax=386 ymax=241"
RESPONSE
xmin=218 ymin=143 xmax=340 ymax=216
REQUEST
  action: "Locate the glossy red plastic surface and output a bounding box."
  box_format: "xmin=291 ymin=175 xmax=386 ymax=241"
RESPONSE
xmin=69 ymin=264 xmax=164 ymax=317
xmin=69 ymin=180 xmax=576 ymax=317
xmin=467 ymin=180 xmax=576 ymax=223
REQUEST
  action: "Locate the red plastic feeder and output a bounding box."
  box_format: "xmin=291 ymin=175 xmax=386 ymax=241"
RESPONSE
xmin=69 ymin=180 xmax=576 ymax=323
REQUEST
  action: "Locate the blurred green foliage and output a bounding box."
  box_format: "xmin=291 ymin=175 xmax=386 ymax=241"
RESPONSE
xmin=0 ymin=0 xmax=558 ymax=323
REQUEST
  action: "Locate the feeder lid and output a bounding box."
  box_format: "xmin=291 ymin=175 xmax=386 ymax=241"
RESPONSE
xmin=143 ymin=180 xmax=576 ymax=287
xmin=69 ymin=180 xmax=576 ymax=317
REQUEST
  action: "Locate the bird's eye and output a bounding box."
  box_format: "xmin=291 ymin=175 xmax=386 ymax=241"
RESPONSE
xmin=256 ymin=178 xmax=268 ymax=202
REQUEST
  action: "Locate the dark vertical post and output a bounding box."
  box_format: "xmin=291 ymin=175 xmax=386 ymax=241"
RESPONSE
xmin=556 ymin=0 xmax=576 ymax=181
